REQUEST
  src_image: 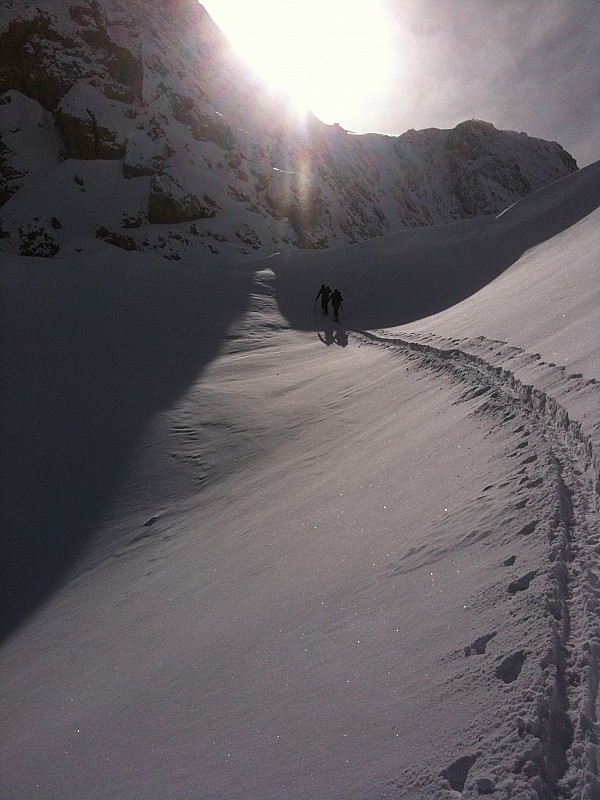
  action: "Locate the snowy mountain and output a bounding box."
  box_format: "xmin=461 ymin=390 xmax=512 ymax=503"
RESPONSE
xmin=2 ymin=2 xmax=599 ymax=799
xmin=0 ymin=0 xmax=577 ymax=260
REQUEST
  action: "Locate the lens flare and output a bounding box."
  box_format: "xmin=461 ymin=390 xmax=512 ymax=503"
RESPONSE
xmin=201 ymin=0 xmax=394 ymax=126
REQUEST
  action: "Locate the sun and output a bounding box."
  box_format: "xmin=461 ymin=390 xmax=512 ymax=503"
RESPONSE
xmin=200 ymin=0 xmax=394 ymax=126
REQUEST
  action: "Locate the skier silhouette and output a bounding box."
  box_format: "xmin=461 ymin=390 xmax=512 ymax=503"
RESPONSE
xmin=330 ymin=288 xmax=343 ymax=322
xmin=315 ymin=284 xmax=332 ymax=315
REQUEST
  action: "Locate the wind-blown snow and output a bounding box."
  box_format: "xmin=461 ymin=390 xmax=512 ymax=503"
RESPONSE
xmin=1 ymin=150 xmax=599 ymax=799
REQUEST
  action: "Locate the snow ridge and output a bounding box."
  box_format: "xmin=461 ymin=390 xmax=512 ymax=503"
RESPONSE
xmin=345 ymin=325 xmax=600 ymax=798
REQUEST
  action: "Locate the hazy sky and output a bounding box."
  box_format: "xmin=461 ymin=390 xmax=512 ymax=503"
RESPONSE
xmin=201 ymin=0 xmax=599 ymax=167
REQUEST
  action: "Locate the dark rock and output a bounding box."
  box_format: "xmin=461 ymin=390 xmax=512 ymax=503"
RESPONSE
xmin=96 ymin=226 xmax=136 ymax=250
xmin=148 ymin=175 xmax=219 ymax=224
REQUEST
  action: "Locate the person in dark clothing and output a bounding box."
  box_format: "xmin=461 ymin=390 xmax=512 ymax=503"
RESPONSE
xmin=330 ymin=288 xmax=343 ymax=321
xmin=315 ymin=284 xmax=332 ymax=314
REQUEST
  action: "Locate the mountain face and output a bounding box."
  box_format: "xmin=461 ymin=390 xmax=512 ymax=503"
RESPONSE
xmin=0 ymin=0 xmax=577 ymax=261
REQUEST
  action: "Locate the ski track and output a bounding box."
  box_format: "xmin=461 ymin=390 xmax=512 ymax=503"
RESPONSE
xmin=343 ymin=324 xmax=600 ymax=799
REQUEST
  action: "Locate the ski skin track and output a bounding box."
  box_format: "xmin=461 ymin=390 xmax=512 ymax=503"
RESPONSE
xmin=337 ymin=321 xmax=600 ymax=798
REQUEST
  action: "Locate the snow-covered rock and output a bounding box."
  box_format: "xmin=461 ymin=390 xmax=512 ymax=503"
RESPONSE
xmin=0 ymin=0 xmax=578 ymax=259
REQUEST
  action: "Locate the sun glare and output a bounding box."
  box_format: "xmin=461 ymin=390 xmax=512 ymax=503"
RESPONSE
xmin=200 ymin=0 xmax=394 ymax=125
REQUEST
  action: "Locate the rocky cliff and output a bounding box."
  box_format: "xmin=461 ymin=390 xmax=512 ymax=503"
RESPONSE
xmin=0 ymin=0 xmax=578 ymax=261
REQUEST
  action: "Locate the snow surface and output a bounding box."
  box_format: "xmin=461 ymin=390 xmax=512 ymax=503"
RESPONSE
xmin=1 ymin=162 xmax=599 ymax=799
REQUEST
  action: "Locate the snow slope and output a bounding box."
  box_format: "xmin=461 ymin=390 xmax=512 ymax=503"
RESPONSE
xmin=1 ymin=163 xmax=599 ymax=798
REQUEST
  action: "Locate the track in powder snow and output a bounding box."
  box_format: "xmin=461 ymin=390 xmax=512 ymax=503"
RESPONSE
xmin=1 ymin=292 xmax=599 ymax=799
xmin=341 ymin=323 xmax=600 ymax=796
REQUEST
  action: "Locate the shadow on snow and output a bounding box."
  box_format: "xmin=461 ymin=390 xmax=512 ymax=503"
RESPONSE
xmin=0 ymin=253 xmax=253 ymax=642
xmin=271 ymin=162 xmax=600 ymax=331
xmin=2 ymin=163 xmax=599 ymax=643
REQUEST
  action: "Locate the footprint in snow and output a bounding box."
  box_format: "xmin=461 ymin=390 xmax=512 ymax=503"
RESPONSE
xmin=517 ymin=520 xmax=538 ymax=537
xmin=526 ymin=477 xmax=543 ymax=489
xmin=464 ymin=631 xmax=497 ymax=656
xmin=495 ymin=650 xmax=527 ymax=683
xmin=508 ymin=570 xmax=537 ymax=594
xmin=440 ymin=753 xmax=479 ymax=792
xmin=520 ymin=453 xmax=537 ymax=465
xmin=512 ymin=441 xmax=529 ymax=454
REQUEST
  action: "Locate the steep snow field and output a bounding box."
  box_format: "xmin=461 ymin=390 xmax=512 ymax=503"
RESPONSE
xmin=1 ymin=163 xmax=599 ymax=798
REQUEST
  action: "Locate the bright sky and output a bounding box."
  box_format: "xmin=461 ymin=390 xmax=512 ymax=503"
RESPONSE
xmin=200 ymin=0 xmax=396 ymax=125
xmin=200 ymin=0 xmax=599 ymax=168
